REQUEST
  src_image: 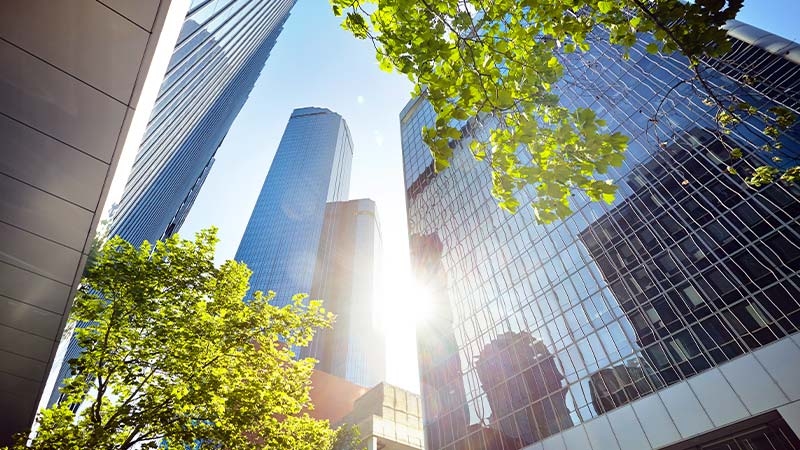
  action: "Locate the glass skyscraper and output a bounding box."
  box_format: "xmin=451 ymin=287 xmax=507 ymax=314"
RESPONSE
xmin=46 ymin=0 xmax=296 ymax=407
xmin=403 ymin=21 xmax=800 ymax=450
xmin=110 ymin=0 xmax=296 ymax=247
xmin=235 ymin=107 xmax=353 ymax=304
xmin=305 ymin=199 xmax=385 ymax=387
xmin=235 ymin=109 xmax=387 ymax=387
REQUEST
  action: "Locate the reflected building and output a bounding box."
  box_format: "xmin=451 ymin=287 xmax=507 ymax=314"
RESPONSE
xmin=579 ymin=127 xmax=797 ymax=404
xmin=474 ymin=332 xmax=572 ymax=445
xmin=402 ymin=20 xmax=800 ymax=450
xmin=460 ymin=425 xmax=524 ymax=450
xmin=587 ymin=363 xmax=658 ymax=415
xmin=410 ymin=233 xmax=470 ymax=450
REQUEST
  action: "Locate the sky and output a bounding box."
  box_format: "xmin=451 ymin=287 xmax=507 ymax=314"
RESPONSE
xmin=180 ymin=0 xmax=800 ymax=394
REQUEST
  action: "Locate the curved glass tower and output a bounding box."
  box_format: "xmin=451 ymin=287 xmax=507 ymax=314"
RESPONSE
xmin=234 ymin=109 xmax=387 ymax=388
xmin=235 ymin=107 xmax=353 ymax=303
xmin=403 ymin=22 xmax=800 ymax=450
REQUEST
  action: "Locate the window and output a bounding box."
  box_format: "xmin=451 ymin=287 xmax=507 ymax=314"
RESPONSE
xmin=645 ymin=307 xmax=662 ymax=327
xmin=669 ymin=339 xmax=691 ymax=362
xmin=682 ymin=285 xmax=705 ymax=307
xmin=745 ymin=303 xmax=769 ymax=328
xmin=661 ymin=412 xmax=800 ymax=450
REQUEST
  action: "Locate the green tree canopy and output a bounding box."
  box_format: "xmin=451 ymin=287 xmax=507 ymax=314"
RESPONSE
xmin=6 ymin=228 xmax=339 ymax=450
xmin=331 ymin=423 xmax=366 ymax=450
xmin=332 ymin=0 xmax=798 ymax=222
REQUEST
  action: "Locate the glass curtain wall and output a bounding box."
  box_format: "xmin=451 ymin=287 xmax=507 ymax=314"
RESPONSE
xmin=403 ymin=23 xmax=800 ymax=450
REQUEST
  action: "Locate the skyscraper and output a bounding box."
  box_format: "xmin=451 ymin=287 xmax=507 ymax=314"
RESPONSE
xmin=306 ymin=199 xmax=385 ymax=387
xmin=235 ymin=109 xmax=386 ymax=387
xmin=45 ymin=0 xmax=297 ymax=409
xmin=235 ymin=107 xmax=352 ymax=302
xmin=410 ymin=233 xmax=470 ymax=449
xmin=403 ymin=21 xmax=800 ymax=450
xmin=110 ymin=0 xmax=296 ymax=247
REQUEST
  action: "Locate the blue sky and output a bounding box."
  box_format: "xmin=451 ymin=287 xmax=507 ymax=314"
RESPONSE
xmin=181 ymin=0 xmax=800 ymax=393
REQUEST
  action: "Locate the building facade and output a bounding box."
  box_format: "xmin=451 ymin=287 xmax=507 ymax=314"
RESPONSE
xmin=235 ymin=107 xmax=353 ymax=304
xmin=0 ymin=1 xmax=188 ymax=442
xmin=110 ymin=0 xmax=296 ymax=247
xmin=403 ymin=21 xmax=800 ymax=450
xmin=305 ymin=199 xmax=385 ymax=387
xmin=45 ymin=0 xmax=297 ymax=409
xmin=338 ymin=383 xmax=425 ymax=450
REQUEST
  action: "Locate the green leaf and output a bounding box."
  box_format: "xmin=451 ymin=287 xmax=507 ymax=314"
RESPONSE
xmin=597 ymin=1 xmax=614 ymax=13
xmin=329 ymin=0 xmax=760 ymax=222
xmin=378 ymin=55 xmax=394 ymax=72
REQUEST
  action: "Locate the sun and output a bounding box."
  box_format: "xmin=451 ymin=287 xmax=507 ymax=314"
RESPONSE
xmin=375 ymin=263 xmax=431 ymax=393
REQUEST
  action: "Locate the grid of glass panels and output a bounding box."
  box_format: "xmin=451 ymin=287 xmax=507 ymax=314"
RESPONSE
xmin=234 ymin=107 xmax=353 ymax=305
xmin=110 ymin=0 xmax=295 ymax=247
xmin=403 ymin=25 xmax=800 ymax=450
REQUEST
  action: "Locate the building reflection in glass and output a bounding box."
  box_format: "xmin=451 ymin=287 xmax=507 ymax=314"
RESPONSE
xmin=587 ymin=362 xmax=659 ymax=415
xmin=411 ymin=233 xmax=470 ymax=450
xmin=581 ymin=127 xmax=799 ymax=414
xmin=474 ymin=331 xmax=573 ymax=444
xmin=402 ymin=22 xmax=800 ymax=449
xmin=458 ymin=424 xmax=525 ymax=450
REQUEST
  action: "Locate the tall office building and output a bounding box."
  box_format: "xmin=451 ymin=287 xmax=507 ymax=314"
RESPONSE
xmin=44 ymin=0 xmax=297 ymax=409
xmin=235 ymin=109 xmax=386 ymax=387
xmin=235 ymin=107 xmax=353 ymax=303
xmin=402 ymin=21 xmax=800 ymax=450
xmin=110 ymin=0 xmax=296 ymax=247
xmin=410 ymin=233 xmax=470 ymax=449
xmin=306 ymin=199 xmax=385 ymax=387
xmin=0 ymin=1 xmax=189 ymax=443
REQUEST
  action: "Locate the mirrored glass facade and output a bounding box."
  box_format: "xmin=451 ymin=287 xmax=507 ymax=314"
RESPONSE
xmin=110 ymin=0 xmax=296 ymax=247
xmin=47 ymin=0 xmax=295 ymax=408
xmin=235 ymin=107 xmax=353 ymax=303
xmin=402 ymin=22 xmax=800 ymax=450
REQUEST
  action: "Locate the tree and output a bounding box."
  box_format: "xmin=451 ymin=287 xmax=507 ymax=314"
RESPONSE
xmin=4 ymin=228 xmax=338 ymax=450
xmin=332 ymin=0 xmax=798 ymax=222
xmin=331 ymin=424 xmax=366 ymax=450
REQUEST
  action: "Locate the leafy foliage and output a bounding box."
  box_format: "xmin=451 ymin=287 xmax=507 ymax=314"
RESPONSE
xmin=4 ymin=228 xmax=338 ymax=450
xmin=332 ymin=0 xmax=798 ymax=221
xmin=331 ymin=423 xmax=366 ymax=450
